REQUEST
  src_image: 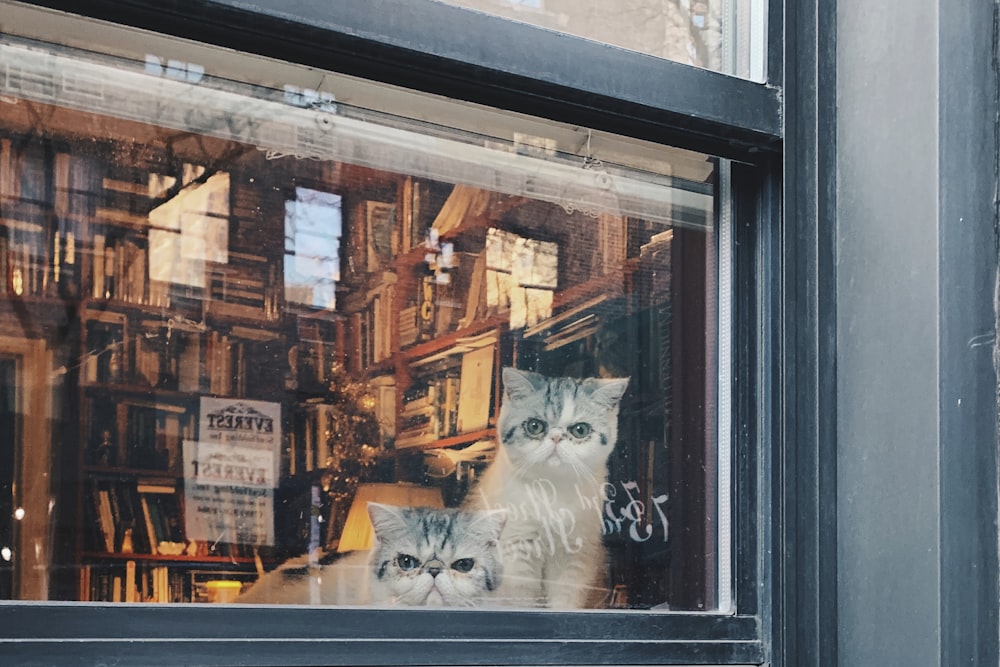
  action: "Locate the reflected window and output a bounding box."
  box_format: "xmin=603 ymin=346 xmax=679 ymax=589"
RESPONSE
xmin=284 ymin=187 xmax=342 ymax=310
xmin=433 ymin=0 xmax=755 ymax=76
xmin=148 ymin=170 xmax=229 ymax=291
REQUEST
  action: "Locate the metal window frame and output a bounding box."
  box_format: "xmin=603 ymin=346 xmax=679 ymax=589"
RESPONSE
xmin=0 ymin=0 xmax=792 ymax=665
xmin=9 ymin=0 xmax=782 ymax=160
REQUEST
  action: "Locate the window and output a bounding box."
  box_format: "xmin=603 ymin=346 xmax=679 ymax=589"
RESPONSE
xmin=434 ymin=0 xmax=767 ymax=79
xmin=1 ymin=0 xmax=780 ymax=665
xmin=284 ymin=188 xmax=342 ymax=310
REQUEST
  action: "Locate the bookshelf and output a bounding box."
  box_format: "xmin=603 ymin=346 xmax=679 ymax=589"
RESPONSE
xmin=62 ymin=151 xmax=286 ymax=602
xmin=369 ymin=181 xmax=513 ymax=461
xmin=1 ymin=83 xmax=702 ymax=606
xmin=0 ymin=124 xmax=378 ymax=602
xmin=352 ymin=176 xmax=650 ymax=494
xmin=349 ymin=177 xmax=694 ymax=607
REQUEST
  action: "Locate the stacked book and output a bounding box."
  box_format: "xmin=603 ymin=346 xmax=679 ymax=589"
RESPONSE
xmin=394 ymin=375 xmax=460 ymax=449
xmin=398 ymin=306 xmax=420 ymax=349
xmin=395 ymin=381 xmax=438 ymax=449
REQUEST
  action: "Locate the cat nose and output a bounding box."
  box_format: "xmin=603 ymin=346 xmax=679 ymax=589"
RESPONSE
xmin=550 ymin=429 xmax=564 ymax=444
xmin=425 ymin=559 xmax=445 ymax=577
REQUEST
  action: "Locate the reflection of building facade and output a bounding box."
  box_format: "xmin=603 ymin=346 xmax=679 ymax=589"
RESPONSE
xmin=439 ymin=0 xmax=723 ymax=69
xmin=0 ymin=18 xmax=718 ymax=611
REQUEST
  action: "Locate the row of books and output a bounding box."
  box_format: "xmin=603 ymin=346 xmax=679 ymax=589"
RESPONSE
xmin=0 ymin=223 xmax=50 ymax=298
xmin=86 ymin=398 xmax=195 ymax=472
xmin=395 ymin=373 xmax=459 ymax=449
xmin=205 ymin=330 xmax=247 ymax=397
xmin=395 ymin=331 xmax=497 ymax=449
xmin=84 ymin=480 xmax=184 ymax=555
xmin=289 ymin=317 xmax=339 ymax=392
xmin=83 ymin=315 xmax=126 ymax=385
xmin=205 ymin=252 xmax=280 ymax=321
xmin=398 ymin=305 xmax=420 ymax=348
xmin=0 ymin=217 xmax=260 ymax=312
xmin=346 ymin=271 xmax=396 ymax=373
xmin=84 ymin=477 xmax=261 ymax=559
xmin=0 ymin=215 xmax=255 ymax=308
xmin=287 ymin=403 xmax=334 ymax=476
xmin=81 ymin=561 xmax=185 ymax=603
xmin=0 ymin=142 xmax=92 ymax=298
xmin=397 ymin=248 xmax=493 ymax=348
xmin=367 ymin=272 xmax=397 ymax=363
xmin=91 ymin=231 xmax=159 ymax=305
xmin=82 ymin=312 xmax=280 ymax=400
xmin=3 ymin=147 xmax=281 ymax=321
xmin=133 ymin=322 xmax=203 ymax=392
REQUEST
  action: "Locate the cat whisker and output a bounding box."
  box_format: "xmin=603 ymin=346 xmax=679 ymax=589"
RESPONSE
xmin=512 ymin=455 xmax=542 ymax=479
xmin=571 ymin=458 xmax=600 ymax=485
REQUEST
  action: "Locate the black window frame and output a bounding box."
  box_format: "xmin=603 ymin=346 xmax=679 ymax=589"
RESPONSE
xmin=0 ymin=0 xmax=811 ymax=665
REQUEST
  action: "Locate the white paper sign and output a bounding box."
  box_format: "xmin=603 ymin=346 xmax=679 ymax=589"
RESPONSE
xmin=183 ymin=398 xmax=281 ymax=546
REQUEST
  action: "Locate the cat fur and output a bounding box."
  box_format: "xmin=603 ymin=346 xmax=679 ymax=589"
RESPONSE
xmin=465 ymin=367 xmax=629 ymax=609
xmin=237 ymin=502 xmax=506 ymax=607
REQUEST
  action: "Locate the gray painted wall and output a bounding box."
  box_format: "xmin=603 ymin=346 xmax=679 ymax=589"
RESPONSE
xmin=837 ymin=1 xmax=941 ymax=664
xmin=836 ymin=0 xmax=999 ymax=664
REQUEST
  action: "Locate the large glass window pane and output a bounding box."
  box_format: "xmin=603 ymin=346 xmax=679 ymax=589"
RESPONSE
xmin=0 ymin=31 xmax=726 ymax=612
xmin=434 ymin=0 xmax=766 ymax=79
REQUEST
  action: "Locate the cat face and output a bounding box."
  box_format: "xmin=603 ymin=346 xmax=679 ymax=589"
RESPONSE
xmin=367 ymin=502 xmax=507 ymax=606
xmin=497 ymin=368 xmax=629 ymax=481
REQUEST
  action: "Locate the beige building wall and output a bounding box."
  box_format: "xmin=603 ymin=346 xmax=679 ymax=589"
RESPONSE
xmin=437 ymin=0 xmax=724 ymax=71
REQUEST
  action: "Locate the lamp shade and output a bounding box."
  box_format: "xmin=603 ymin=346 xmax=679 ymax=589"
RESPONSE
xmin=336 ymin=483 xmax=443 ymax=553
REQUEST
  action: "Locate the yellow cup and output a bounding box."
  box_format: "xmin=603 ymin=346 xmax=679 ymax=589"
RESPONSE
xmin=205 ymin=580 xmax=243 ymax=603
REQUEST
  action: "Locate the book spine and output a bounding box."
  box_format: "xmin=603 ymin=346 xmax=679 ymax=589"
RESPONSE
xmin=92 ymin=233 xmax=105 ymax=299
xmin=125 ymin=560 xmax=136 ymax=603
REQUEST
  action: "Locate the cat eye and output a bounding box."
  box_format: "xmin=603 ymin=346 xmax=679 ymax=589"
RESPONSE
xmin=396 ymin=554 xmax=421 ymax=571
xmin=523 ymin=418 xmax=547 ymax=436
xmin=451 ymin=558 xmax=475 ymax=573
xmin=569 ymin=422 xmax=593 ymax=439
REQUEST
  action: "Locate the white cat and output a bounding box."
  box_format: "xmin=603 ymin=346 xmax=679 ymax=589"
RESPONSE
xmin=237 ymin=502 xmax=506 ymax=607
xmin=466 ymin=367 xmax=629 ymax=609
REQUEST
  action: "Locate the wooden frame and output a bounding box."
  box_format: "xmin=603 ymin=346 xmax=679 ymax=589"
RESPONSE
xmin=0 ymin=335 xmax=52 ymax=600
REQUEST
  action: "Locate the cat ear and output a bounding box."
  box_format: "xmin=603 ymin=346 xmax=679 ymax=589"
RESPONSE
xmin=366 ymin=502 xmax=409 ymax=539
xmin=588 ymin=377 xmax=630 ymax=409
xmin=502 ymin=367 xmax=541 ymax=401
xmin=469 ymin=508 xmax=507 ymax=542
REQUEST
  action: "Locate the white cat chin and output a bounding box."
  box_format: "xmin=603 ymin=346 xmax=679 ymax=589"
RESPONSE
xmin=393 ymin=573 xmax=470 ymax=606
xmin=546 ymin=454 xmax=563 ymax=467
xmin=515 ymin=454 xmax=587 ymax=478
xmin=543 ymin=450 xmax=598 ymax=474
xmin=536 ymin=442 xmax=604 ymax=472
xmin=423 ymin=588 xmax=445 ymax=606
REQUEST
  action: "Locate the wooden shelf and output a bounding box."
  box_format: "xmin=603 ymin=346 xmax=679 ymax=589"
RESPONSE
xmin=82 ymin=297 xmax=284 ymax=329
xmin=81 ymin=552 xmax=256 ymax=565
xmin=82 ymin=465 xmax=181 ymax=480
xmin=401 ymin=314 xmax=505 ymax=362
xmin=81 ymin=382 xmax=198 ymax=401
xmin=393 ymin=428 xmax=495 ymax=453
xmin=83 ymin=297 xmax=188 ymax=317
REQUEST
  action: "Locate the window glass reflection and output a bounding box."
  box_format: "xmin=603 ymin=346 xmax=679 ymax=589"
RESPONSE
xmin=284 ymin=188 xmax=342 ymax=310
xmin=0 ymin=35 xmax=722 ymax=611
xmin=435 ymin=0 xmax=738 ymax=75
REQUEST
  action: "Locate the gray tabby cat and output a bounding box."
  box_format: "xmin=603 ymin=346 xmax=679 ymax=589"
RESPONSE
xmin=237 ymin=502 xmax=507 ymax=606
xmin=466 ymin=367 xmax=629 ymax=609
